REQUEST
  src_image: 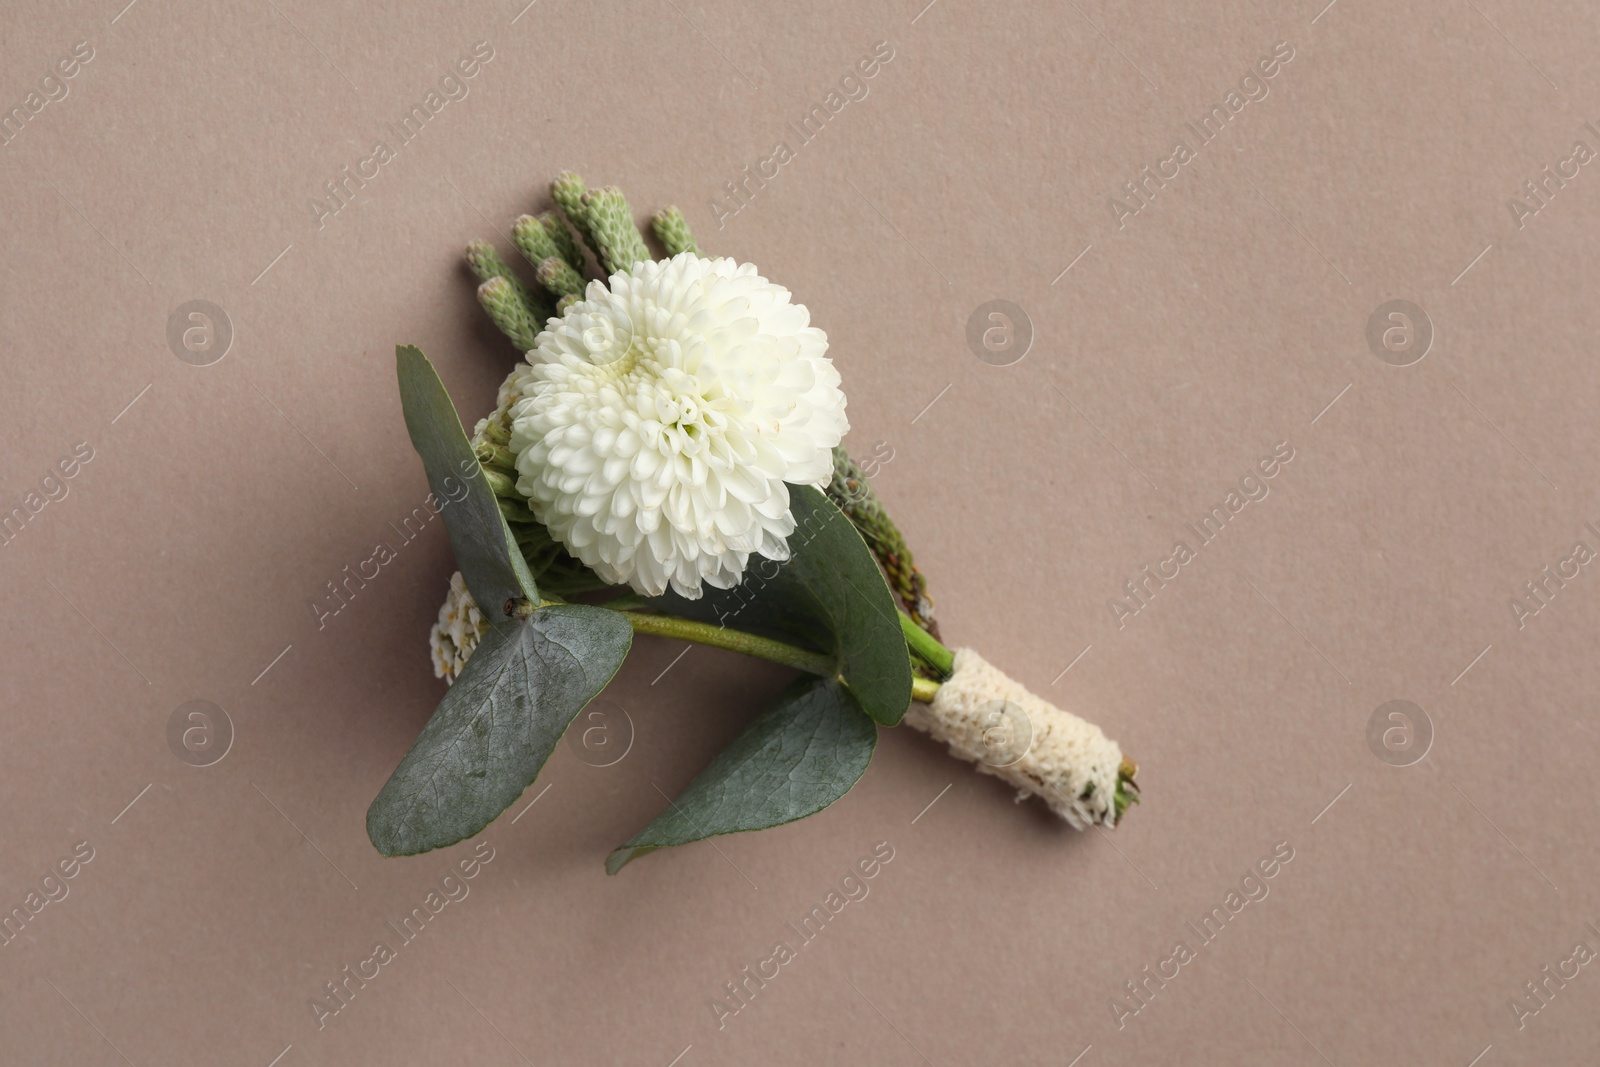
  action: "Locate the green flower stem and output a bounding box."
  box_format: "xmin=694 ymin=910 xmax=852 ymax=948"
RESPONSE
xmin=620 ymin=611 xmax=834 ymax=678
xmin=614 ymin=609 xmax=945 ymax=707
xmin=900 ymin=610 xmax=953 ymax=676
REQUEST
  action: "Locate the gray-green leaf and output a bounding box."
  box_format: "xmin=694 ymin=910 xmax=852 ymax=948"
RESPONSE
xmin=648 ymin=485 xmax=912 ymax=725
xmin=395 ymin=344 xmax=537 ymax=613
xmin=368 ymin=604 xmax=632 ymax=856
xmin=606 ymin=677 xmax=877 ymax=874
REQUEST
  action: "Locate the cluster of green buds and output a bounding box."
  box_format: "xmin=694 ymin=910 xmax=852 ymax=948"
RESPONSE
xmin=463 ymin=171 xmax=701 ymax=355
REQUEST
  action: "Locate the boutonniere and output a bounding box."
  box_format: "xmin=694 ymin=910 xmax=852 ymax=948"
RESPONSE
xmin=367 ymin=173 xmax=1137 ymax=871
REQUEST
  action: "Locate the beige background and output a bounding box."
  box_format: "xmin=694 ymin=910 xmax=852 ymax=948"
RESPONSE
xmin=3 ymin=0 xmax=1599 ymax=1063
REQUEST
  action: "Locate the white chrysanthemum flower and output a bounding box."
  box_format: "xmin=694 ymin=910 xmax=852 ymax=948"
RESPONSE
xmin=429 ymin=572 xmax=489 ymax=684
xmin=502 ymin=253 xmax=849 ymax=598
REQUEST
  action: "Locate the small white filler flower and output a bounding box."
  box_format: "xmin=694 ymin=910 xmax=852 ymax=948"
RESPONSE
xmin=429 ymin=572 xmax=489 ymax=684
xmin=501 ymin=253 xmax=849 ymax=599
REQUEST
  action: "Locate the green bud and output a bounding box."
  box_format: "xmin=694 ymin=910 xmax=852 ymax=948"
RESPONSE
xmin=652 ymin=206 xmax=700 ymax=257
xmin=581 ymin=186 xmax=653 ymax=275
xmin=511 ymin=214 xmax=562 ymax=268
xmin=475 ymin=276 xmax=541 ymax=352
xmin=827 ymin=445 xmax=938 ymax=638
xmin=535 ymin=255 xmax=586 ymax=299
xmin=474 ymin=439 xmax=517 ymax=474
xmin=498 ymin=495 xmax=538 ymax=524
xmin=551 ymin=171 xmax=601 ymax=265
xmin=475 ymin=413 xmax=510 ymax=447
xmin=481 ymin=465 xmax=518 ymax=498
xmin=463 ymin=238 xmax=508 ymax=283
xmin=539 ymin=211 xmax=587 ymax=274
xmin=465 ymin=239 xmax=553 ymax=338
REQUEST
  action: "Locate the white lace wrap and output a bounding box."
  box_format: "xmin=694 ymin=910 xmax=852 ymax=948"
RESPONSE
xmin=904 ymin=648 xmax=1124 ymax=828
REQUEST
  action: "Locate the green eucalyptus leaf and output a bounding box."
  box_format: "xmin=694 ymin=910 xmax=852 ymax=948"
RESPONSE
xmin=396 ymin=344 xmax=537 ymax=612
xmin=607 ymin=677 xmax=876 ymax=874
xmin=367 ymin=604 xmax=632 ymax=856
xmin=648 ymin=484 xmax=912 ymax=725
